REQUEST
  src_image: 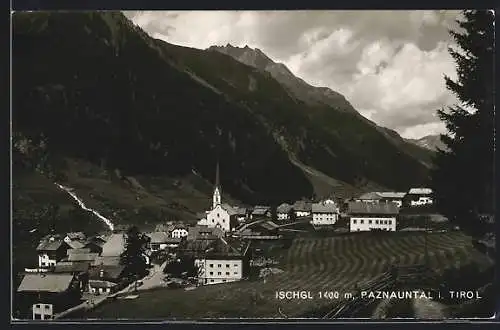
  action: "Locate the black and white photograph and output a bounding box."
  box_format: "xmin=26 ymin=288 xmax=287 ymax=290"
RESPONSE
xmin=11 ymin=9 xmax=495 ymax=320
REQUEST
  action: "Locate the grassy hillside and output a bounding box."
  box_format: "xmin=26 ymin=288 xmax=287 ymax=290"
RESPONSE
xmin=79 ymin=231 xmax=489 ymax=319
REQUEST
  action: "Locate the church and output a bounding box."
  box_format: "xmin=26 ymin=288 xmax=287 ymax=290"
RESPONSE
xmin=197 ymin=162 xmax=236 ymax=232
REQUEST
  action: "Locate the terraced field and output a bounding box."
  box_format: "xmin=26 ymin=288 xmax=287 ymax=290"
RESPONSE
xmin=81 ymin=231 xmax=491 ymax=320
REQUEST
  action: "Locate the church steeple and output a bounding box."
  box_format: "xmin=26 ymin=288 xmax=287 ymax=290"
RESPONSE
xmin=212 ymin=160 xmax=221 ymax=209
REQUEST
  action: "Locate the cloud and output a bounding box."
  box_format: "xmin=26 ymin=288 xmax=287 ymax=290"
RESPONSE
xmin=124 ymin=10 xmax=463 ymax=139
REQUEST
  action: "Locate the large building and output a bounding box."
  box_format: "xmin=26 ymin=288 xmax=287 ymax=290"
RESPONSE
xmin=311 ymin=200 xmax=339 ymax=225
xmin=197 ymin=162 xmax=238 ymax=232
xmin=348 ymin=202 xmax=399 ymax=232
xmin=194 ymin=238 xmax=249 ymax=285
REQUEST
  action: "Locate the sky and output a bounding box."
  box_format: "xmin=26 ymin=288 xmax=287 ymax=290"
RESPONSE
xmin=125 ymin=10 xmax=464 ymax=139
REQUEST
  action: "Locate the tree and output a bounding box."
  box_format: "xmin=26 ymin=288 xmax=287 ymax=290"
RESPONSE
xmin=120 ymin=226 xmax=150 ymax=278
xmin=431 ymin=10 xmax=494 ymax=237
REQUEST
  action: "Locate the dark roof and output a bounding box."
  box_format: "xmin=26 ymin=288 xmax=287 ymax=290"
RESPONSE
xmin=187 ymin=225 xmax=223 ymax=240
xmin=89 ymin=265 xmax=126 ymax=281
xmin=165 ymin=237 xmax=182 ymax=244
xmin=66 ymin=240 xmax=86 ymax=249
xmin=312 ymin=202 xmax=338 ymax=213
xmin=357 ymin=192 xmax=382 ymax=200
xmin=293 ymin=201 xmax=311 ymax=212
xmin=277 ymin=203 xmax=292 ymax=213
xmin=88 ymin=280 xmax=118 ymax=288
xmin=36 ymin=238 xmax=67 ymax=252
xmin=347 ymin=202 xmax=399 ymax=215
xmin=67 ymin=248 xmax=91 ymax=256
xmin=67 ymin=252 xmax=99 ymax=262
xmin=17 ymin=274 xmax=75 ymax=293
xmin=53 ymin=261 xmax=91 ymax=273
xmin=66 ymin=232 xmax=86 ymax=240
xmin=92 ymin=256 xmax=121 ymax=266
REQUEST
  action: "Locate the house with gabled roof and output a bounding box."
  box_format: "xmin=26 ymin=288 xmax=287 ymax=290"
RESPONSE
xmin=348 ymin=201 xmax=399 ymax=232
xmin=311 ymin=200 xmax=339 ymax=226
xmin=16 ymin=273 xmax=81 ymax=320
xmin=36 ymin=236 xmax=71 ymax=269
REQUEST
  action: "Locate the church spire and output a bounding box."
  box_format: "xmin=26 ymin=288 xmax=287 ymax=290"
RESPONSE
xmin=212 ymin=160 xmax=221 ymax=209
xmin=215 ymin=160 xmax=220 ymax=188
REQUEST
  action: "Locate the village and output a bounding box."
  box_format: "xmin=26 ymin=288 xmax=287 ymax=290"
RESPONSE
xmin=13 ymin=161 xmax=447 ymax=320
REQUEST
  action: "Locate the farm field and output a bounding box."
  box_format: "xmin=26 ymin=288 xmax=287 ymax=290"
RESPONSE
xmin=79 ymin=231 xmax=492 ymax=319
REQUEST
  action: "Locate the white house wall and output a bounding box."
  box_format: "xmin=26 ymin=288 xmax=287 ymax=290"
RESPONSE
xmin=206 ymin=205 xmax=231 ymax=232
xmin=311 ymin=213 xmax=338 ymax=225
xmin=196 ymin=258 xmax=243 ymax=285
xmin=349 ymin=216 xmax=396 ymax=232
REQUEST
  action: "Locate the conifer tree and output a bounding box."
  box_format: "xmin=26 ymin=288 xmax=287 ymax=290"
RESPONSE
xmin=431 ymin=10 xmax=495 ymax=236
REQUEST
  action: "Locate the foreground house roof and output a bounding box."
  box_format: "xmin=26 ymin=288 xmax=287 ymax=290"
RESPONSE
xmin=53 ymin=261 xmax=91 ymax=273
xmin=347 ymin=202 xmax=399 ymax=215
xmin=312 ymin=202 xmax=338 ymax=213
xmin=17 ymin=274 xmax=75 ymax=293
xmin=36 ymin=238 xmax=68 ymax=252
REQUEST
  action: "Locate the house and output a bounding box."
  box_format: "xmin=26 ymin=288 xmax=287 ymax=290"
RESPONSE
xmin=146 ymin=232 xmax=170 ymax=251
xmin=187 ymin=225 xmax=224 ymax=241
xmin=377 ymin=192 xmax=407 ymax=208
xmin=356 ymin=192 xmax=406 ymax=207
xmin=88 ymin=265 xmax=126 ymax=295
xmin=356 ymin=192 xmax=382 ymax=204
xmin=171 ymin=225 xmax=189 ymax=239
xmin=53 ymin=261 xmax=91 ymax=291
xmin=405 ymin=188 xmax=434 ymax=207
xmin=194 ymin=238 xmax=249 ymax=285
xmin=164 ymin=237 xmax=182 ymax=249
xmin=293 ymin=200 xmax=312 ymax=218
xmin=232 ymin=207 xmax=249 ymax=222
xmin=66 ymin=249 xmax=99 ymax=263
xmin=250 ymin=206 xmax=271 ymax=220
xmin=311 ymin=201 xmax=339 ymax=225
xmin=83 ymin=237 xmax=105 ymax=254
xmin=36 ymin=236 xmax=71 ymax=269
xmin=100 ymin=234 xmax=126 ymax=257
xmin=63 ymin=232 xmax=86 ymax=243
xmin=276 ymin=203 xmax=292 ymax=221
xmin=348 ymin=202 xmax=399 ymax=232
xmin=16 ymin=273 xmax=81 ymax=320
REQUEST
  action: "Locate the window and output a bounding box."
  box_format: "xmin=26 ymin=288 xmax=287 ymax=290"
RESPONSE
xmin=234 ymin=264 xmax=238 ymax=267
xmin=226 ymin=264 xmax=230 ymax=268
xmin=34 ymin=313 xmax=42 ymax=320
xmin=234 ymin=271 xmax=238 ymax=275
xmin=218 ymin=264 xmax=221 ymax=268
xmin=35 ymin=304 xmax=41 ymax=308
xmin=209 ymin=264 xmax=213 ymax=268
xmin=210 ymin=279 xmax=214 ymax=283
xmin=360 ymin=220 xmax=364 ymax=224
xmin=218 ymin=272 xmax=221 ymax=275
xmin=222 ymin=219 xmax=225 ymax=223
xmin=369 ymin=220 xmax=372 ymax=224
xmin=209 ymin=272 xmax=213 ymax=275
xmin=44 ymin=305 xmax=50 ymax=310
xmin=217 ymin=213 xmax=220 ymax=217
xmin=223 ymin=279 xmax=227 ymax=282
xmin=375 ymin=220 xmax=379 ymax=224
xmin=212 ymin=219 xmax=214 ymax=223
xmin=388 ymin=220 xmax=392 ymax=224
xmin=226 ymin=272 xmax=230 ymax=275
